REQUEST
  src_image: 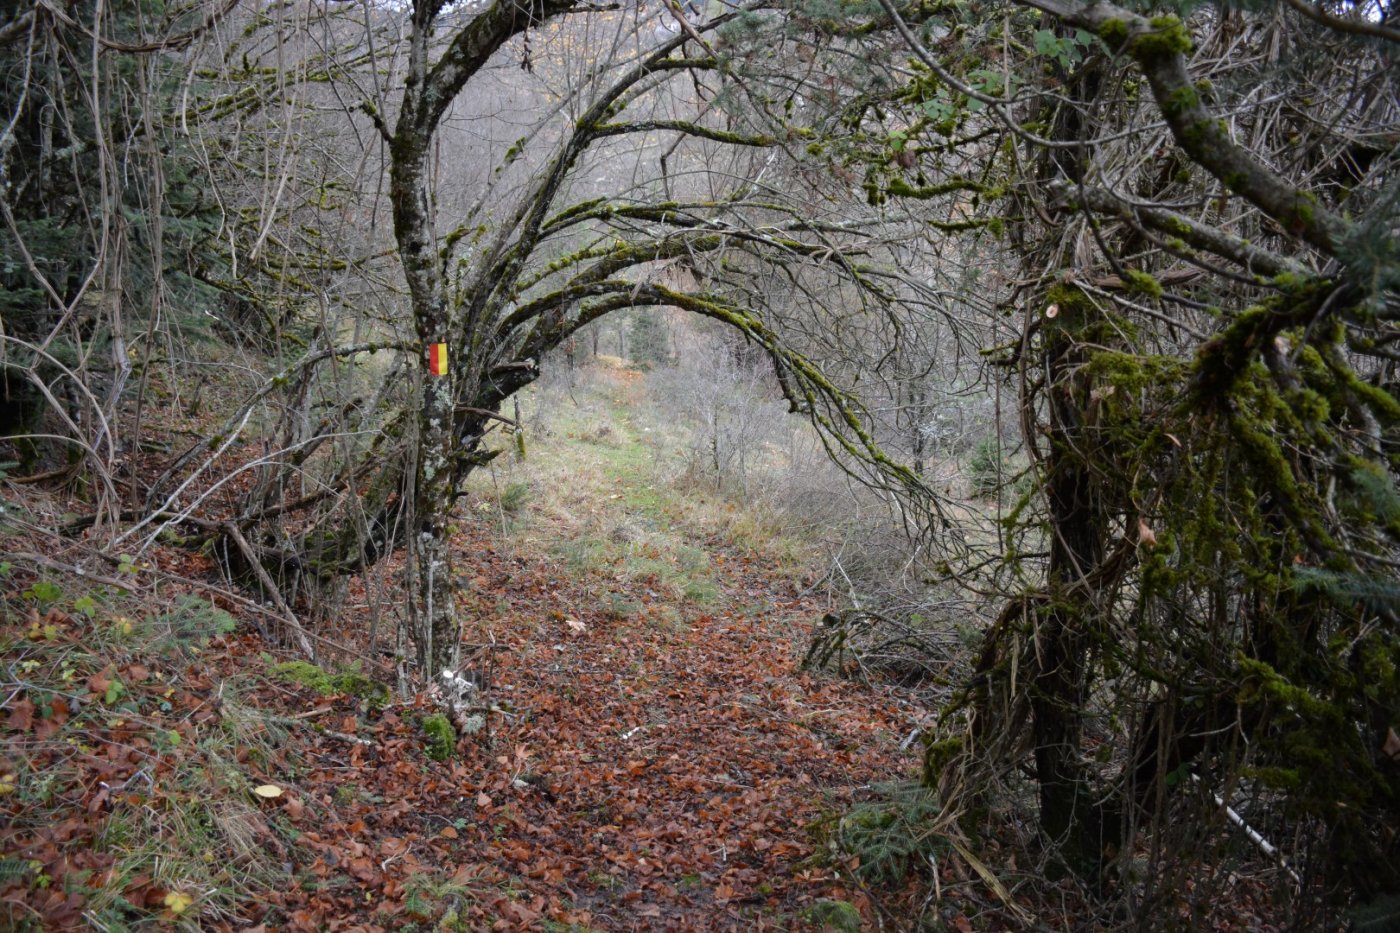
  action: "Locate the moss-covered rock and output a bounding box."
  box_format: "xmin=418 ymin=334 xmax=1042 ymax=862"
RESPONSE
xmin=803 ymin=899 xmax=862 ymax=932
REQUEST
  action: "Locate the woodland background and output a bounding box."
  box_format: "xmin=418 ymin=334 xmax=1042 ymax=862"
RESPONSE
xmin=1 ymin=0 xmax=1399 ymax=926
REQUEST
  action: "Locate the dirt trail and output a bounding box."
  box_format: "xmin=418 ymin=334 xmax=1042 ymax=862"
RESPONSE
xmin=271 ymin=507 xmax=918 ymax=930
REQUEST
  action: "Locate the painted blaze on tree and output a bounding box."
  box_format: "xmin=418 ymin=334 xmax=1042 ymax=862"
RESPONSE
xmin=428 ymin=343 xmax=449 ymax=376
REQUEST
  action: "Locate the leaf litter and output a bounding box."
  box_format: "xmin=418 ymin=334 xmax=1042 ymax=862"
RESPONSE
xmin=0 ymin=521 xmax=923 ymax=931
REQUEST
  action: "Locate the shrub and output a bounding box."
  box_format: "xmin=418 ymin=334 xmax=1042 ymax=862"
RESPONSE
xmin=968 ymin=438 xmax=1005 ymax=498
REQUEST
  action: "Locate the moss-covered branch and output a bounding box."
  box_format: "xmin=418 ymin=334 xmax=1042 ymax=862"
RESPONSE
xmin=1019 ymin=0 xmax=1352 ymax=257
xmin=591 ymin=120 xmax=776 ymax=147
xmin=1056 ymin=182 xmax=1310 ymax=281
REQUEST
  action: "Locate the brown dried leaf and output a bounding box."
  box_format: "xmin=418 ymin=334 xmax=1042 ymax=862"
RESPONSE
xmin=7 ymin=698 xmax=34 ymax=732
xmin=1383 ymin=727 xmax=1400 ymax=761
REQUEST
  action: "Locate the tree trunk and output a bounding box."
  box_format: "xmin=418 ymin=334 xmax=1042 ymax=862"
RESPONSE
xmin=1032 ymin=287 xmax=1119 ymax=882
xmin=386 ymin=0 xmax=572 ymax=677
xmin=390 ymin=6 xmax=459 ymax=679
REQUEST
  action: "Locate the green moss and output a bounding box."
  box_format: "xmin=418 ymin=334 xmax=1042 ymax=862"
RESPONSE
xmin=1229 ymin=404 xmax=1328 ymax=548
xmin=1122 ymin=269 xmax=1164 ymax=299
xmin=1045 ymin=282 xmax=1095 ymax=319
xmin=1131 ymin=16 xmax=1192 ymax=59
xmin=1180 ymin=119 xmax=1217 ymax=151
xmin=921 ymin=736 xmax=963 ymax=785
xmin=1086 ymin=350 xmax=1184 ymax=392
xmin=1285 ymin=193 xmax=1318 ymax=233
xmin=804 ymin=899 xmax=861 ymax=932
xmin=271 ymin=661 xmax=389 ymax=707
xmin=885 ymin=176 xmax=1002 ymax=201
xmin=271 ymin=660 xmax=334 ymax=693
xmin=420 ymin=714 xmax=456 ymax=762
xmin=1160 ymin=84 xmax=1198 ymax=118
xmin=925 ymin=217 xmax=1000 ymax=234
xmin=1191 ymin=287 xmax=1325 ymax=398
xmin=1269 ymin=270 xmax=1312 ymax=292
xmin=1330 ymin=357 xmax=1400 ymax=424
xmin=1285 ymin=387 xmax=1330 ymax=424
xmin=1160 ymin=214 xmax=1193 ymax=237
xmin=1097 ymin=18 xmax=1129 ymax=48
xmin=332 ymin=672 xmax=388 ymax=706
xmin=1246 ymin=766 xmax=1302 ymax=790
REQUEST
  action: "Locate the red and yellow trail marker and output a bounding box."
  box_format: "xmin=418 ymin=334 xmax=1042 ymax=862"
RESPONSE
xmin=428 ymin=343 xmax=448 ymax=376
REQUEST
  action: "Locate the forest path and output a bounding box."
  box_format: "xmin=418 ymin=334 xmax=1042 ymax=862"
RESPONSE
xmin=0 ymin=361 xmax=929 ymax=930
xmin=420 ymin=518 xmax=916 ymax=930
xmin=285 ymin=497 xmax=920 ymax=932
xmin=417 ymin=365 xmax=919 ymax=929
xmin=260 ymin=365 xmax=925 ymax=929
xmin=0 ymin=365 xmax=932 ymax=933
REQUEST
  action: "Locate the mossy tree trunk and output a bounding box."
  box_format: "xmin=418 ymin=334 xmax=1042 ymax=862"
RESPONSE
xmin=1031 ymin=288 xmax=1119 ymax=880
xmin=387 ymin=0 xmax=571 ymax=678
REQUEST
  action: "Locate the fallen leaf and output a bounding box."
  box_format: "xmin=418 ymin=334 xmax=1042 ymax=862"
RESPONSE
xmin=164 ymin=891 xmax=194 ymax=915
xmin=477 ymin=791 xmax=492 ymax=807
xmin=7 ymin=699 xmax=34 ymax=731
xmin=1137 ymin=519 xmax=1157 ymax=549
xmin=87 ymin=668 xmax=112 ymax=696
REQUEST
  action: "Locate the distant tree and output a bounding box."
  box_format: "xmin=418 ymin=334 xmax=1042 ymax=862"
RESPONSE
xmin=627 ymin=310 xmax=671 ymax=369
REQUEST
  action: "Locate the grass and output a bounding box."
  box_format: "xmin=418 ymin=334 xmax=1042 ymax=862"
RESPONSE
xmin=464 ymin=359 xmax=820 ymax=613
xmin=0 ymin=573 xmax=294 ymax=930
xmin=399 ymin=873 xmax=475 ymax=929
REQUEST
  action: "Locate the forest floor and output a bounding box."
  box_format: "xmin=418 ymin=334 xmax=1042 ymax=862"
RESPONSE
xmin=0 ymin=361 xmax=965 ymax=930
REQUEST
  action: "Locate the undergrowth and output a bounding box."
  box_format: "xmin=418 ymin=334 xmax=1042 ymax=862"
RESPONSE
xmin=817 ymin=782 xmax=945 ymax=885
xmin=0 ymin=570 xmax=293 ymax=929
xmin=472 ymin=363 xmax=817 ymax=611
